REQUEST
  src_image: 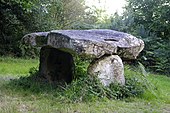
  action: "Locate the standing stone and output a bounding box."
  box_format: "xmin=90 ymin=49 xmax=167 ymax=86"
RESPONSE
xmin=88 ymin=55 xmax=125 ymax=86
xmin=39 ymin=46 xmax=74 ymax=83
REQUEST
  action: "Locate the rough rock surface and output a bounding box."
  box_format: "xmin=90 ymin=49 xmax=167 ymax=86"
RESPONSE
xmin=22 ymin=29 xmax=144 ymax=85
xmin=88 ymin=55 xmax=125 ymax=86
xmin=39 ymin=46 xmax=74 ymax=83
xmin=22 ymin=32 xmax=49 ymax=46
xmin=23 ymin=29 xmax=144 ymax=59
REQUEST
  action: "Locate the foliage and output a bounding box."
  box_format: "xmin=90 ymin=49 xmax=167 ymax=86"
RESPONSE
xmin=1 ymin=57 xmax=169 ymax=112
xmin=2 ymin=57 xmax=151 ymax=103
xmin=30 ymin=0 xmax=87 ymax=30
xmin=6 ymin=72 xmax=146 ymax=102
xmin=1 ymin=74 xmax=170 ymax=113
xmin=74 ymin=56 xmax=91 ymax=79
xmin=0 ymin=0 xmax=30 ymax=55
xmin=0 ymin=0 xmax=118 ymax=57
xmin=110 ymin=0 xmax=170 ymax=75
xmin=0 ymin=0 xmax=98 ymax=57
xmin=19 ymin=44 xmax=40 ymax=58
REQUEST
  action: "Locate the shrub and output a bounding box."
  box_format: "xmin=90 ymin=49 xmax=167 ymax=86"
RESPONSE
xmin=5 ymin=57 xmax=151 ymax=103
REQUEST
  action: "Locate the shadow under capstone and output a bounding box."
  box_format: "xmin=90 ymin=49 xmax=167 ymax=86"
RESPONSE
xmin=39 ymin=46 xmax=75 ymax=83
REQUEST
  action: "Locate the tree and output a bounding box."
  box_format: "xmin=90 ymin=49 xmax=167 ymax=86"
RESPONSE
xmin=0 ymin=0 xmax=36 ymax=56
xmin=127 ymin=0 xmax=170 ymax=39
xmin=0 ymin=0 xmax=89 ymax=56
xmin=31 ymin=0 xmax=87 ymax=30
xmin=110 ymin=0 xmax=170 ymax=75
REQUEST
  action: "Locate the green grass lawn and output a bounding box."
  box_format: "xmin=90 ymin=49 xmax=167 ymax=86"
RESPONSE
xmin=0 ymin=57 xmax=170 ymax=113
xmin=0 ymin=57 xmax=39 ymax=76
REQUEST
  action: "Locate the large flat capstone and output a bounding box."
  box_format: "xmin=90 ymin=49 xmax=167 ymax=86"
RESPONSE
xmin=22 ymin=29 xmax=144 ymax=86
xmin=23 ymin=29 xmax=144 ymax=59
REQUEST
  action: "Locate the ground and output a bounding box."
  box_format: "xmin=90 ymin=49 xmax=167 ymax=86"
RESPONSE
xmin=0 ymin=57 xmax=170 ymax=113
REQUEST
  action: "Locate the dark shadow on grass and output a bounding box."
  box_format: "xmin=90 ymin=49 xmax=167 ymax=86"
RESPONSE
xmin=4 ymin=72 xmax=67 ymax=95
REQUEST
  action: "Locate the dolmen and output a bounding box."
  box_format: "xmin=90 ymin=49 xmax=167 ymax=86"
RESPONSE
xmin=22 ymin=29 xmax=144 ymax=86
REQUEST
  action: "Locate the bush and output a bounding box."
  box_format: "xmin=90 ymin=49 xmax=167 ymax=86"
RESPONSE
xmin=5 ymin=57 xmax=151 ymax=103
xmin=19 ymin=44 xmax=40 ymax=58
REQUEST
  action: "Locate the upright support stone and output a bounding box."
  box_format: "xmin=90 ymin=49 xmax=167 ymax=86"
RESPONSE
xmin=88 ymin=55 xmax=125 ymax=86
xmin=39 ymin=46 xmax=74 ymax=83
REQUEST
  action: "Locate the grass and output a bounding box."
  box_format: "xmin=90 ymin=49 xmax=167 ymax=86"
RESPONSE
xmin=0 ymin=57 xmax=170 ymax=113
xmin=0 ymin=57 xmax=39 ymax=76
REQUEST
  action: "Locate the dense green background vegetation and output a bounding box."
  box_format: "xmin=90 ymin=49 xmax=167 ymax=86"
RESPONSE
xmin=0 ymin=0 xmax=169 ymax=75
xmin=110 ymin=0 xmax=170 ymax=75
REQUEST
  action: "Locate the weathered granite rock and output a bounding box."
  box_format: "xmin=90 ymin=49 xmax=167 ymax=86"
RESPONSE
xmin=88 ymin=55 xmax=125 ymax=86
xmin=22 ymin=32 xmax=49 ymax=46
xmin=39 ymin=46 xmax=74 ymax=83
xmin=48 ymin=29 xmax=144 ymax=59
xmin=23 ymin=29 xmax=144 ymax=59
xmin=22 ymin=29 xmax=144 ymax=85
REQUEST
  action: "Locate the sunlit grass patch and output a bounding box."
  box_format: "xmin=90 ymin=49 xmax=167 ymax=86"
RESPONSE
xmin=0 ymin=57 xmax=38 ymax=76
xmin=143 ymin=75 xmax=170 ymax=103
